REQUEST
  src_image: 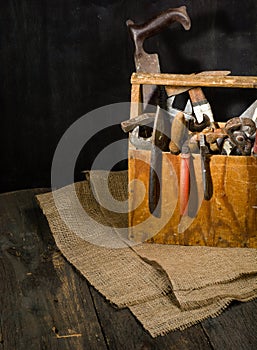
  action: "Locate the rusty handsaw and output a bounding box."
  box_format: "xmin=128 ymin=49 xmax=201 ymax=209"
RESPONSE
xmin=127 ymin=6 xmax=191 ymax=106
xmin=126 ymin=6 xmax=191 ymax=216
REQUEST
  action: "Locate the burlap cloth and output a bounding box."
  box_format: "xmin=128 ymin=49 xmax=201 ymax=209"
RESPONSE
xmin=36 ymin=171 xmax=257 ymax=337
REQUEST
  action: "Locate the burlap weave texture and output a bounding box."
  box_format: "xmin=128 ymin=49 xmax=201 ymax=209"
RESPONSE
xmin=36 ymin=171 xmax=257 ymax=337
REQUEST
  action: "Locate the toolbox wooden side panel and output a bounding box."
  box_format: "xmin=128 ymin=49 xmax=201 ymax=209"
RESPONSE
xmin=128 ymin=150 xmax=257 ymax=248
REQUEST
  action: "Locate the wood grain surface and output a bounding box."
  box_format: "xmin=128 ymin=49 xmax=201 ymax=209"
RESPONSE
xmin=0 ymin=188 xmax=256 ymax=349
xmin=128 ymin=151 xmax=257 ymax=247
xmin=131 ymin=73 xmax=257 ymax=89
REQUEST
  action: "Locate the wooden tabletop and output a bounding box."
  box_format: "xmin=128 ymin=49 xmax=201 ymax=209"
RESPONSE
xmin=0 ymin=188 xmax=256 ymax=350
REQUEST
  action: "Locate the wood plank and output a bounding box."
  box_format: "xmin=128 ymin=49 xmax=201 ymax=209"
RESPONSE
xmin=1 ymin=188 xmax=256 ymax=349
xmin=130 ymin=84 xmax=141 ymax=114
xmin=202 ymin=300 xmax=257 ymax=349
xmin=128 ymin=150 xmax=257 ymax=247
xmin=90 ymin=286 xmax=212 ymax=350
xmin=165 ymin=71 xmax=231 ymax=96
xmin=0 ymin=189 xmax=107 ymax=350
xmin=131 ymin=72 xmax=257 ymax=89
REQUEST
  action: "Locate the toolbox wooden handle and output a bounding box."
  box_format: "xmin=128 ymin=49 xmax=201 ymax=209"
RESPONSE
xmin=131 ymin=72 xmax=257 ymax=89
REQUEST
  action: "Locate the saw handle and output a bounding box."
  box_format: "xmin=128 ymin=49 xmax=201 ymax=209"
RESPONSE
xmin=126 ymin=6 xmax=191 ymax=55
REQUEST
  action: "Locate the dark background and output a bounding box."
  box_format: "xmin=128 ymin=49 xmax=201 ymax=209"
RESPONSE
xmin=1 ymin=0 xmax=256 ymax=193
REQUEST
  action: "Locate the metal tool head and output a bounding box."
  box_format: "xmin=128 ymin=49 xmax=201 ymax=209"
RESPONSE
xmin=184 ymin=99 xmax=193 ymax=115
xmin=151 ymin=105 xmax=170 ymax=152
xmin=221 ymin=138 xmax=236 ymax=155
xmin=239 ymin=100 xmax=257 ymax=123
xmin=225 ymin=116 xmax=256 ymax=138
xmin=121 ymin=113 xmax=155 ymax=133
xmin=224 ymin=117 xmax=255 ymax=155
xmin=167 ymin=95 xmax=194 ymax=121
xmin=241 ymin=118 xmax=256 ymax=138
xmin=199 ymin=134 xmax=209 ymax=155
xmin=188 ymin=114 xmax=210 ymax=132
xmin=199 ymin=134 xmax=205 ymax=148
xmin=199 ymin=134 xmax=212 ymax=200
xmin=129 ymin=126 xmax=152 ymax=150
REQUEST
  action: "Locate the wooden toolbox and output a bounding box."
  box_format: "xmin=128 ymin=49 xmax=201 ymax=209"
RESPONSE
xmin=128 ymin=73 xmax=257 ymax=248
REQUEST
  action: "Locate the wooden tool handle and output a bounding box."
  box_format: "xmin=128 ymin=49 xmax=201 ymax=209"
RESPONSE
xmin=126 ymin=6 xmax=191 ymax=55
xmin=189 ymin=87 xmax=216 ymax=125
xmin=169 ymin=111 xmax=187 ymax=154
xmin=188 ymin=87 xmax=206 ymax=103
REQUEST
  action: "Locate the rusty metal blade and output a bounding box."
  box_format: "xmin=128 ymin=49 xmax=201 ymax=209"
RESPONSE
xmin=149 ymin=105 xmax=170 ymax=216
xmin=239 ymin=99 xmax=257 ymax=121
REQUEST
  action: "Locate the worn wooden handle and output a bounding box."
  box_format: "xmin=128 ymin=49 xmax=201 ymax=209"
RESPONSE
xmin=131 ymin=73 xmax=257 ymax=88
xmin=188 ymin=87 xmax=206 ymax=103
xmin=126 ymin=6 xmax=191 ymax=55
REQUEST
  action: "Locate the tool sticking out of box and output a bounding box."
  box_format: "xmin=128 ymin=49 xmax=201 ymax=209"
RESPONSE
xmin=121 ymin=6 xmax=257 ymax=218
xmin=126 ymin=6 xmax=191 ymax=217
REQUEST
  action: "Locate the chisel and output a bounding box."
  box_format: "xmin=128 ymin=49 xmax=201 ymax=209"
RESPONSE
xmin=199 ymin=134 xmax=212 ymax=200
xmin=149 ymin=93 xmax=170 ymax=216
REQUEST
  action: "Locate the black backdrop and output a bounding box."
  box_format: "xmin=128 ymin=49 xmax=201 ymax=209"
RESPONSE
xmin=1 ymin=0 xmax=256 ymax=193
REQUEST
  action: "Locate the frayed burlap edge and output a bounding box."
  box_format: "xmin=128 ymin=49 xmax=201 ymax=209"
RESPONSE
xmin=36 ymin=171 xmax=257 ymax=337
xmin=36 ymin=180 xmax=171 ymax=309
